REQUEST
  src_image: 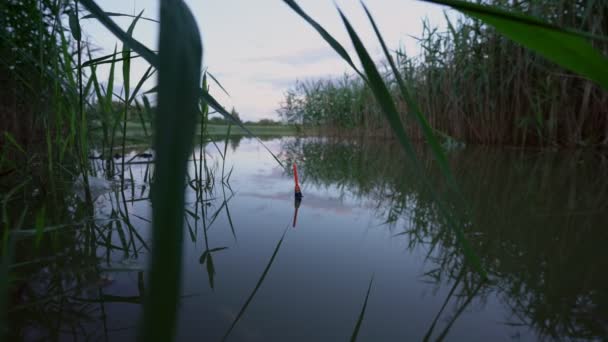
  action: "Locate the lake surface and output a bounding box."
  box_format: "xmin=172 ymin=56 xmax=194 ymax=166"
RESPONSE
xmin=8 ymin=137 xmax=608 ymax=341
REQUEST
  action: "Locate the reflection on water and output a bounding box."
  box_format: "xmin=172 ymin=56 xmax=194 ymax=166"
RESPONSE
xmin=7 ymin=137 xmax=608 ymax=341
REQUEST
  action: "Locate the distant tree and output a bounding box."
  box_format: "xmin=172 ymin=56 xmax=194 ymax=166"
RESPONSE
xmin=258 ymin=119 xmax=279 ymax=125
xmin=230 ymin=107 xmax=241 ymax=123
xmin=208 ymin=116 xmax=227 ymax=124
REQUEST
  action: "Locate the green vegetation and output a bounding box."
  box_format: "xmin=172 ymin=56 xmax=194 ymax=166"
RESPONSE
xmin=206 ymin=124 xmax=296 ymax=136
xmin=0 ymin=0 xmax=87 ymax=184
xmin=89 ymin=121 xmax=297 ymax=146
xmin=281 ymin=138 xmax=608 ymax=340
xmin=1 ymin=0 xmax=607 ymax=341
xmin=279 ymin=0 xmax=608 ymax=147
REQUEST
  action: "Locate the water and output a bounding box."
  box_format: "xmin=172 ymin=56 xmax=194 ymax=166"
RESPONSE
xmin=8 ymin=137 xmax=608 ymax=341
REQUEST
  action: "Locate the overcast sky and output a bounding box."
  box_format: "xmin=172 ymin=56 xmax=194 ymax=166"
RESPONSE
xmin=81 ymin=0 xmax=450 ymax=121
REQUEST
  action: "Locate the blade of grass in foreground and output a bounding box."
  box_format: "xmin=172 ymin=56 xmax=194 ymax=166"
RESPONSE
xmin=284 ymin=1 xmax=486 ymax=278
xmin=338 ymin=7 xmax=486 ymax=278
xmin=221 ymin=227 xmax=288 ymax=342
xmin=82 ymin=0 xmax=283 ymax=168
xmin=419 ymin=0 xmax=608 ymax=90
xmin=137 ymin=1 xmax=202 ymax=341
xmin=200 ymin=92 xmax=284 ymax=167
xmin=207 ymin=71 xmax=231 ymax=97
xmin=80 ymin=0 xmax=158 ymax=66
xmin=359 ymin=3 xmax=485 ymax=275
xmin=361 ymin=3 xmax=455 ymax=192
xmin=82 ymin=11 xmax=159 ymax=23
xmin=350 ymin=276 xmax=374 ymax=342
xmin=282 ymin=0 xmax=366 ymax=81
xmin=120 ymin=11 xmax=143 ymax=210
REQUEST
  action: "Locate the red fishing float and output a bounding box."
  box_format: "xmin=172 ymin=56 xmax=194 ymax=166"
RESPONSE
xmin=293 ymin=163 xmax=303 ymax=198
xmin=292 ymin=163 xmax=303 ymax=228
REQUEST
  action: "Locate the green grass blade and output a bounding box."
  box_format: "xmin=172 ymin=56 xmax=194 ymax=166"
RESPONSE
xmin=221 ymin=122 xmax=232 ymax=178
xmin=82 ymin=11 xmax=159 ymax=23
xmin=105 ymin=45 xmax=117 ymax=110
xmin=350 ymin=275 xmax=374 ymax=342
xmin=122 ymin=10 xmax=143 ymax=98
xmin=3 ymin=132 xmax=26 ymax=155
xmin=207 ymin=71 xmax=231 ymax=97
xmin=420 ymin=0 xmax=608 ymax=42
xmin=419 ymin=0 xmax=608 ymax=90
xmin=201 ymin=91 xmax=284 ymax=167
xmin=292 ymin=5 xmax=487 ymax=278
xmin=422 ymin=268 xmax=464 ymax=342
xmin=80 ymin=3 xmax=281 ymax=169
xmin=134 ymin=99 xmax=149 ymax=137
xmin=82 ymin=50 xmax=145 ymax=68
xmin=360 ymin=2 xmax=457 ymax=192
xmin=336 ymin=9 xmax=417 ymax=162
xmin=68 ymin=9 xmax=81 ymax=41
xmin=224 ymin=199 xmax=237 ymax=241
xmin=199 ymin=247 xmax=228 ymax=290
xmin=138 ymin=1 xmax=202 ymax=341
xmin=282 ymin=0 xmax=366 ymax=81
xmin=79 ymin=0 xmax=158 ymax=66
xmin=205 ymin=252 xmax=215 ymax=288
xmin=221 ymin=228 xmax=288 ymax=342
xmin=147 ymin=85 xmax=281 ymax=167
xmin=129 ymin=66 xmax=155 ymax=104
xmin=119 ymin=11 xmax=143 ymax=208
xmin=142 ymin=95 xmax=154 ymax=127
xmin=78 ymin=5 xmax=282 ymax=168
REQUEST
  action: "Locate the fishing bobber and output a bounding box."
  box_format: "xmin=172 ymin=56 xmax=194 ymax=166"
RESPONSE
xmin=293 ymin=163 xmax=303 ymax=199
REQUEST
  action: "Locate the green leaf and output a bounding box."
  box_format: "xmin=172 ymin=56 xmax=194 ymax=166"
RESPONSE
xmin=4 ymin=132 xmax=25 ymax=155
xmin=350 ymin=276 xmax=374 ymax=342
xmin=68 ymin=9 xmax=81 ymax=41
xmin=420 ymin=0 xmax=608 ymax=90
xmin=81 ymin=0 xmax=283 ymax=169
xmin=122 ymin=10 xmax=144 ymax=99
xmin=360 ymin=2 xmax=458 ymax=195
xmin=138 ymin=1 xmax=202 ymax=341
xmin=82 ymin=11 xmax=159 ymax=23
xmin=222 ymin=228 xmax=288 ymax=342
xmin=82 ymin=50 xmax=145 ymax=68
xmin=79 ymin=0 xmax=158 ymax=66
xmin=206 ymin=252 xmax=215 ymax=289
xmin=134 ymin=100 xmax=149 ymax=137
xmin=142 ymin=95 xmax=154 ymax=131
xmin=282 ymin=0 xmax=366 ymax=81
xmin=129 ymin=66 xmax=155 ymax=104
xmin=207 ymin=71 xmax=231 ymax=97
xmin=105 ymin=45 xmax=117 ymax=110
xmin=283 ymin=1 xmax=487 ymax=278
xmin=338 ymin=4 xmax=486 ymax=279
xmin=201 ymin=91 xmax=284 ymax=167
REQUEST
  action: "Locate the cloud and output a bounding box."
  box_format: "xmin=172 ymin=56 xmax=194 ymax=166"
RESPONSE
xmin=249 ymin=71 xmax=355 ymax=90
xmin=249 ymin=75 xmax=298 ymax=90
xmin=243 ymin=47 xmax=339 ymax=66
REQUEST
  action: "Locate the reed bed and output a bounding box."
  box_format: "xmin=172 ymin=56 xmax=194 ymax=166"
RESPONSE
xmin=278 ymin=0 xmax=608 ymax=147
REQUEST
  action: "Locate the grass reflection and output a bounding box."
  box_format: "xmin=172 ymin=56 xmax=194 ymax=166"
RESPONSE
xmin=281 ymin=137 xmax=608 ymax=340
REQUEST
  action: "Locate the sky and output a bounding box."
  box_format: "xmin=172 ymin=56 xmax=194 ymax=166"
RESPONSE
xmin=81 ymin=0 xmax=450 ymax=121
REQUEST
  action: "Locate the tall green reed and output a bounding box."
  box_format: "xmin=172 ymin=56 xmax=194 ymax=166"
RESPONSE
xmin=284 ymin=0 xmax=487 ymax=279
xmin=139 ymin=1 xmax=201 ymax=340
xmin=280 ymin=0 xmax=608 ymax=147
